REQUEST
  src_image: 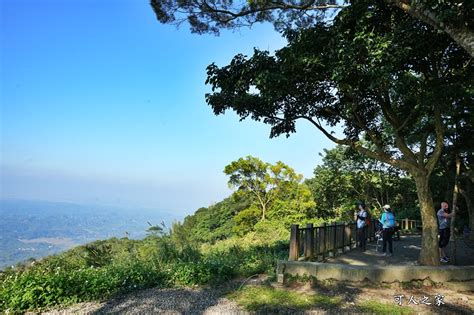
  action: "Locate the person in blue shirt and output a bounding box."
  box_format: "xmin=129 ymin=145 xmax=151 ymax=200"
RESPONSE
xmin=380 ymin=204 xmax=396 ymax=256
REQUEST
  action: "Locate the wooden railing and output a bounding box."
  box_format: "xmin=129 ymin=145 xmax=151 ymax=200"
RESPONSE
xmin=289 ymin=219 xmax=421 ymax=261
xmin=399 ymin=219 xmax=421 ymax=231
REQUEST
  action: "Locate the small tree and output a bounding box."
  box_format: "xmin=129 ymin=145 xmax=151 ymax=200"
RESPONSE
xmin=224 ymin=156 xmax=304 ymax=220
xmin=147 ymin=221 xmax=166 ymax=237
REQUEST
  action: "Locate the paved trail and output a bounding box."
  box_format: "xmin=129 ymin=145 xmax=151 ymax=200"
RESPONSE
xmin=327 ymin=235 xmax=474 ymax=266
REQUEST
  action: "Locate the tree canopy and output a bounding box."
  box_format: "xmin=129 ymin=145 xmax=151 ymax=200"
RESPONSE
xmin=150 ymin=0 xmax=472 ymax=265
xmin=150 ymin=0 xmax=474 ymax=56
xmin=305 ymin=145 xmax=418 ymax=220
xmin=205 ymin=3 xmax=471 ymax=178
xmin=203 ymin=1 xmax=472 ymax=265
xmin=224 ymin=156 xmax=307 ymax=220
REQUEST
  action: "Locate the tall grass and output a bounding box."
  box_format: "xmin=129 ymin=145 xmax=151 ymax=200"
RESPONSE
xmin=0 ymin=235 xmax=288 ymax=312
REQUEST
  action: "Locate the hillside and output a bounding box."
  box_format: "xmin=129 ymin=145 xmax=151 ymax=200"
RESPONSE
xmin=0 ymin=199 xmax=181 ymax=269
xmin=1 ymin=152 xmax=469 ymax=313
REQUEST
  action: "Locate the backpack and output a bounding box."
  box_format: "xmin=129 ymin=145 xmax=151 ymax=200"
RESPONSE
xmin=365 ymin=211 xmax=371 ymax=226
xmin=385 ymin=212 xmax=396 ymax=228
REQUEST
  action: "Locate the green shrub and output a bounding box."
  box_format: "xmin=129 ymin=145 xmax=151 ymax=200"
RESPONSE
xmin=0 ymin=228 xmax=288 ymax=312
xmin=0 ymin=260 xmax=166 ymax=312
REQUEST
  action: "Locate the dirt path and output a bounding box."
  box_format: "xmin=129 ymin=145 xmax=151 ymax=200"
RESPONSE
xmin=40 ymin=283 xmax=245 ymax=315
xmin=39 ymin=278 xmax=473 ymax=314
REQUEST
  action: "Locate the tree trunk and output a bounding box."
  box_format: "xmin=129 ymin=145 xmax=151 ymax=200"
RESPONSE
xmin=414 ymin=174 xmax=440 ymax=266
xmin=441 ymin=24 xmax=474 ymax=58
xmin=450 ymin=156 xmax=461 ymax=264
xmin=460 ymin=180 xmax=473 ymax=238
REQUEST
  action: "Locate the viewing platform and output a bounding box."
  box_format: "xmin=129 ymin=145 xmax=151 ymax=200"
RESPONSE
xmin=277 ymin=221 xmax=474 ymax=291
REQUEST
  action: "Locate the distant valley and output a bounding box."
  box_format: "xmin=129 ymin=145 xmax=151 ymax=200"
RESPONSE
xmin=0 ymin=199 xmax=182 ymax=269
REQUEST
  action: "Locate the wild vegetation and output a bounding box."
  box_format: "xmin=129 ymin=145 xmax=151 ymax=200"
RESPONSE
xmin=1 ymin=147 xmax=470 ymax=312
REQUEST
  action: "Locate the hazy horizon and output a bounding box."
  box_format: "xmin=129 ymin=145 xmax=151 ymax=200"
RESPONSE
xmin=1 ymin=0 xmax=337 ymax=214
xmin=0 ymin=198 xmax=183 ymax=268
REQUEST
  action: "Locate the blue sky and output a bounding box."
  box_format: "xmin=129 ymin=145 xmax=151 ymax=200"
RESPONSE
xmin=1 ymin=0 xmax=336 ymax=214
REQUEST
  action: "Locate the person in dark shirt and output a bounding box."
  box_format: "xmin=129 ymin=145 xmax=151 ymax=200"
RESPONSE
xmin=437 ymin=201 xmax=453 ymax=263
xmin=356 ymin=203 xmax=368 ymax=251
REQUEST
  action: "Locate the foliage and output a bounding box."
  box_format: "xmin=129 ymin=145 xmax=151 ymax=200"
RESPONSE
xmin=146 ymin=221 xmax=166 ymax=237
xmin=233 ymin=205 xmax=261 ymax=235
xmin=171 ymin=156 xmax=316 ymax=242
xmin=0 ymin=258 xmax=166 ymax=312
xmin=171 ymin=195 xmax=251 ymax=244
xmin=202 ymin=0 xmax=472 ymax=265
xmin=224 ymin=156 xmax=311 ymax=221
xmin=306 ymin=145 xmax=419 ymax=220
xmin=224 ymin=156 xmax=316 ymax=230
xmin=150 ymin=0 xmax=345 ymax=35
xmin=415 ymin=0 xmax=474 ymax=30
xmin=150 ymin=1 xmax=474 ymax=52
xmin=0 ymin=231 xmax=288 ymax=312
xmin=204 ymin=2 xmax=471 ymax=170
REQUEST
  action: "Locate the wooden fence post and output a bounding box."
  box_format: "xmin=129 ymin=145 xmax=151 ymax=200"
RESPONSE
xmin=347 ymin=223 xmax=352 ymax=250
xmin=289 ymin=224 xmax=299 ymax=261
xmin=321 ymin=223 xmax=327 ymax=260
xmin=333 ymin=222 xmax=337 ymax=257
xmin=305 ymin=223 xmax=314 ymax=260
xmin=342 ymin=222 xmax=346 ymax=253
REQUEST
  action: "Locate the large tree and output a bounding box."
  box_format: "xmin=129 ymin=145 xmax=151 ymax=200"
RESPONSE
xmin=150 ymin=0 xmax=474 ymax=57
xmin=431 ymin=104 xmax=474 ymax=233
xmin=203 ymin=2 xmax=472 ymax=265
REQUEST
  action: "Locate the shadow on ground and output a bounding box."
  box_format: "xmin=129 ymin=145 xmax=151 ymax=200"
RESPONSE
xmin=92 ymin=284 xmax=240 ymax=314
xmin=325 ymin=235 xmax=474 ymax=266
xmin=308 ymin=279 xmax=364 ymax=303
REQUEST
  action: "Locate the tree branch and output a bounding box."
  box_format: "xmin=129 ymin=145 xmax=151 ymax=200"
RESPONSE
xmin=202 ymin=0 xmax=346 ymax=24
xmin=389 ymin=0 xmax=474 ymax=57
xmin=303 ymin=116 xmax=414 ymax=172
xmin=418 ymin=131 xmax=429 ymax=165
xmin=379 ymin=92 xmax=418 ymax=164
xmin=426 ymin=106 xmax=445 ymax=173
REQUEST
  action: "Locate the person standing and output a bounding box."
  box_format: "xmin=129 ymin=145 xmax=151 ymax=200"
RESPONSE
xmin=356 ymin=203 xmax=368 ymax=251
xmin=438 ymin=201 xmax=453 ymax=263
xmin=380 ymin=205 xmax=396 ymax=256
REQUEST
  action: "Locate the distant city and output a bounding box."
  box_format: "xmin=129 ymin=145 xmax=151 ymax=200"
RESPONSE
xmin=0 ymin=199 xmax=182 ymax=269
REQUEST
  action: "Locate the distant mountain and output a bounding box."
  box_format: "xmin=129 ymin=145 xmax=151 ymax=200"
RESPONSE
xmin=0 ymin=199 xmax=183 ymax=269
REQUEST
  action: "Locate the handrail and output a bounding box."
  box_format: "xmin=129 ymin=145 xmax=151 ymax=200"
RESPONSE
xmin=289 ymin=218 xmax=420 ymax=261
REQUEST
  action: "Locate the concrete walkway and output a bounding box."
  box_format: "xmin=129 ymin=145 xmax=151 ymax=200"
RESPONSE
xmin=325 ymin=235 xmax=474 ymax=266
xmin=277 ymin=235 xmax=474 ymax=288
